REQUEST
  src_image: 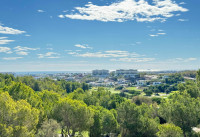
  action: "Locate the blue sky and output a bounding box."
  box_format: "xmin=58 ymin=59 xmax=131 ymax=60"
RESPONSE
xmin=0 ymin=0 xmax=200 ymax=72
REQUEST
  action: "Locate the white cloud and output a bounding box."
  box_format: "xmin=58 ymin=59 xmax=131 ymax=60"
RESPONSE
xmin=14 ymin=46 xmax=39 ymax=51
xmin=149 ymin=34 xmax=158 ymax=37
xmin=16 ymin=51 xmax=28 ymax=55
xmin=110 ymin=57 xmax=155 ymax=62
xmin=170 ymin=57 xmax=197 ymax=62
xmin=157 ymin=33 xmax=166 ymax=35
xmin=74 ymin=44 xmax=92 ymax=49
xmin=37 ymin=10 xmax=45 ymax=13
xmin=69 ymin=50 xmax=142 ymax=58
xmin=179 ymin=2 xmax=186 ymax=5
xmin=58 ymin=15 xmax=65 ymax=18
xmin=178 ymin=19 xmax=188 ymax=22
xmin=25 ymin=34 xmax=31 ymax=37
xmin=68 ymin=52 xmax=77 ymax=55
xmin=0 ymin=25 xmax=26 ymax=34
xmin=63 ymin=10 xmax=68 ymax=13
xmin=62 ymin=0 xmax=188 ymax=22
xmin=175 ymin=14 xmax=181 ymax=16
xmin=0 ymin=37 xmax=15 ymax=44
xmin=149 ymin=32 xmax=166 ymax=37
xmin=3 ymin=57 xmax=23 ymax=60
xmin=0 ymin=47 xmax=12 ymax=54
xmin=14 ymin=46 xmax=39 ymax=55
xmin=38 ymin=52 xmax=60 ymax=58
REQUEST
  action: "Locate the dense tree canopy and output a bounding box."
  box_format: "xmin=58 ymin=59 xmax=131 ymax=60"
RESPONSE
xmin=0 ymin=70 xmax=199 ymax=137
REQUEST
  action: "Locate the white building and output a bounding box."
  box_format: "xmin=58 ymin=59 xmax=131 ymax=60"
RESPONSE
xmin=115 ymin=69 xmax=138 ymax=78
xmin=153 ymin=82 xmax=162 ymax=86
xmin=136 ymin=80 xmax=147 ymax=86
xmin=162 ymin=75 xmax=169 ymax=79
xmin=92 ymin=69 xmax=109 ymax=77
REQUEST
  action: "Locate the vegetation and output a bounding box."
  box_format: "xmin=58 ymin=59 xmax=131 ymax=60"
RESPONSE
xmin=0 ymin=70 xmax=200 ymax=136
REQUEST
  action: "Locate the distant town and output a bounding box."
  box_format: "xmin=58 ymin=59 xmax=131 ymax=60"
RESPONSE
xmin=2 ymin=69 xmax=195 ymax=89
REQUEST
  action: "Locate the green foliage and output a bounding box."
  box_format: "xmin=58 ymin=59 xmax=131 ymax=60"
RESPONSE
xmin=53 ymin=98 xmax=94 ymax=136
xmin=132 ymin=96 xmax=152 ymax=105
xmin=157 ymin=123 xmax=183 ymax=137
xmin=0 ymin=92 xmax=39 ymax=137
xmin=117 ymin=101 xmax=159 ymax=137
xmin=0 ymin=70 xmax=200 ymax=137
xmin=178 ymin=80 xmax=200 ymax=98
xmin=89 ymin=105 xmax=118 ymax=136
xmin=127 ymin=90 xmax=141 ymax=96
xmin=165 ymin=73 xmax=184 ymax=84
xmin=159 ymin=92 xmax=200 ymax=136
xmin=5 ymin=82 xmax=42 ymax=108
xmin=101 ymin=109 xmax=118 ymax=134
xmin=36 ymin=119 xmax=60 ymax=137
xmin=144 ymin=83 xmax=178 ymax=95
xmin=115 ymin=86 xmax=124 ymax=90
xmin=38 ymin=90 xmax=60 ymax=117
xmin=89 ymin=111 xmax=101 ymax=137
xmin=152 ymin=97 xmax=162 ymax=104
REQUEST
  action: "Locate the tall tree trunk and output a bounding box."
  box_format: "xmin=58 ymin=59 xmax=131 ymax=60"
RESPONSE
xmin=72 ymin=130 xmax=75 ymax=136
xmin=61 ymin=128 xmax=64 ymax=137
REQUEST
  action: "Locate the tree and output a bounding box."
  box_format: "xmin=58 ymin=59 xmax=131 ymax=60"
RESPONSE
xmin=53 ymin=98 xmax=94 ymax=136
xmin=197 ymin=69 xmax=200 ymax=87
xmin=36 ymin=119 xmax=60 ymax=137
xmin=117 ymin=101 xmax=159 ymax=137
xmin=178 ymin=81 xmax=200 ymax=98
xmin=89 ymin=111 xmax=101 ymax=137
xmin=159 ymin=92 xmax=200 ymax=136
xmin=5 ymin=82 xmax=42 ymax=108
xmin=82 ymin=82 xmax=89 ymax=91
xmin=38 ymin=90 xmax=60 ymax=117
xmin=132 ymin=96 xmax=152 ymax=105
xmin=0 ymin=92 xmax=39 ymax=137
xmin=101 ymin=109 xmax=118 ymax=134
xmin=157 ymin=123 xmax=183 ymax=137
xmin=89 ymin=106 xmax=118 ymax=136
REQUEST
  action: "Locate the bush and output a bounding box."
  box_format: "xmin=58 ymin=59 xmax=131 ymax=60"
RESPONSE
xmin=115 ymin=86 xmax=124 ymax=90
xmin=152 ymin=97 xmax=162 ymax=104
xmin=132 ymin=96 xmax=152 ymax=105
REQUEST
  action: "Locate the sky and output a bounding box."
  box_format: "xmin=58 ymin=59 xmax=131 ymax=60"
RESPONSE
xmin=0 ymin=0 xmax=200 ymax=72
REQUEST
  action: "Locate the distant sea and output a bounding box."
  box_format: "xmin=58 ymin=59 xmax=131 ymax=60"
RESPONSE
xmin=1 ymin=71 xmax=91 ymax=75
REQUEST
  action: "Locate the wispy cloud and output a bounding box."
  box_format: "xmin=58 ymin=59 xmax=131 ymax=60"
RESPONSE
xmin=0 ymin=25 xmax=26 ymax=34
xmin=0 ymin=47 xmax=12 ymax=54
xmin=37 ymin=9 xmax=45 ymax=13
xmin=149 ymin=31 xmax=166 ymax=37
xmin=178 ymin=19 xmax=189 ymax=22
xmin=180 ymin=2 xmax=186 ymax=5
xmin=58 ymin=15 xmax=65 ymax=18
xmin=110 ymin=57 xmax=155 ymax=62
xmin=68 ymin=50 xmax=143 ymax=58
xmin=60 ymin=0 xmax=188 ymax=22
xmin=0 ymin=37 xmax=15 ymax=44
xmin=2 ymin=57 xmax=23 ymax=60
xmin=173 ymin=58 xmax=197 ymax=62
xmin=25 ymin=34 xmax=31 ymax=37
xmin=157 ymin=33 xmax=166 ymax=35
xmin=38 ymin=52 xmax=60 ymax=58
xmin=149 ymin=34 xmax=158 ymax=37
xmin=74 ymin=44 xmax=92 ymax=49
xmin=14 ymin=46 xmax=39 ymax=56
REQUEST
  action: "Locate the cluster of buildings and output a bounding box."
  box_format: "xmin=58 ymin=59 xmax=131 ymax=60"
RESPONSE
xmin=12 ymin=69 xmax=169 ymax=87
xmin=92 ymin=69 xmax=138 ymax=78
xmin=89 ymin=69 xmax=139 ymax=87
